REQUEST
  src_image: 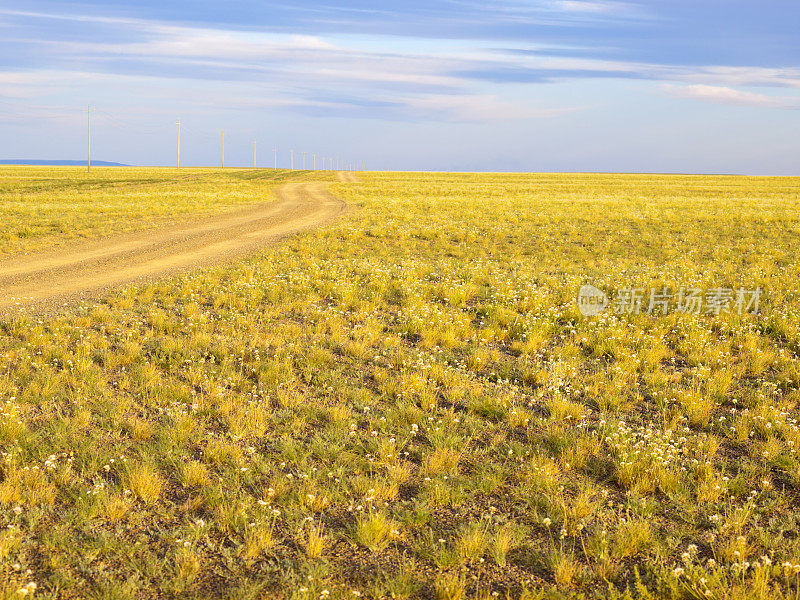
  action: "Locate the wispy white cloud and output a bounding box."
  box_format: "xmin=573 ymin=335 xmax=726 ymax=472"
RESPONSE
xmin=499 ymin=55 xmax=800 ymax=90
xmin=661 ymin=84 xmax=800 ymax=109
xmin=401 ymin=93 xmax=579 ymax=121
xmin=555 ymin=1 xmax=629 ymax=14
xmin=0 ymin=69 xmax=101 ymax=98
xmin=91 ymin=28 xmax=339 ymax=60
xmin=682 ymin=66 xmax=800 ymax=91
xmin=447 ymin=0 xmax=645 ymax=25
xmin=0 ymin=8 xmax=149 ymax=26
xmin=1 ymin=7 xmax=799 ymax=125
xmin=26 ymin=15 xmax=800 ymax=94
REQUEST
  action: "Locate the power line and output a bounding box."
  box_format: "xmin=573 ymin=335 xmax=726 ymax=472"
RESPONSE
xmin=176 ymin=119 xmax=181 ymax=169
xmin=93 ymin=110 xmax=172 ymax=135
xmin=2 ymin=102 xmax=365 ymax=171
xmin=180 ymin=123 xmax=217 ymax=141
xmin=87 ymin=105 xmax=91 ymax=173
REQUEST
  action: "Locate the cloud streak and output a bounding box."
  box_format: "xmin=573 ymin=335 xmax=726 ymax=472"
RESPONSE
xmin=662 ymin=84 xmax=800 ymax=109
xmin=0 ymin=4 xmax=799 ymax=124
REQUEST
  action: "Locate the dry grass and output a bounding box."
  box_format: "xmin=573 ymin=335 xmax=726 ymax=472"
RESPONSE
xmin=0 ymin=166 xmax=325 ymax=256
xmin=1 ymin=169 xmax=800 ymax=598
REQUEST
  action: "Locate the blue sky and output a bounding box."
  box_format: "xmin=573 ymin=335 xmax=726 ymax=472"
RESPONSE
xmin=1 ymin=1 xmax=798 ymax=173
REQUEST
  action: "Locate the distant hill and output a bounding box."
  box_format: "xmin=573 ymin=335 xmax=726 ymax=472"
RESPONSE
xmin=0 ymin=160 xmax=129 ymax=166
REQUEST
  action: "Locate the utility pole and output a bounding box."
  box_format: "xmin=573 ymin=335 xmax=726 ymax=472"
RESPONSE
xmin=253 ymin=140 xmax=257 ymax=168
xmin=302 ymin=151 xmax=306 ymax=169
xmin=313 ymin=153 xmax=316 ymax=170
xmin=87 ymin=105 xmax=91 ymax=173
xmin=273 ymin=147 xmax=277 ymax=169
xmin=221 ymin=131 xmax=225 ymax=168
xmin=176 ymin=120 xmax=181 ymax=168
xmin=290 ymin=149 xmax=294 ymax=170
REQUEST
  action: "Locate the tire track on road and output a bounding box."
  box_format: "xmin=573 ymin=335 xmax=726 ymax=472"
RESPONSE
xmin=0 ymin=181 xmax=347 ymax=314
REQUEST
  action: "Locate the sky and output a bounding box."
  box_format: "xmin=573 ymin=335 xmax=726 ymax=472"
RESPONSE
xmin=0 ymin=1 xmax=798 ymax=173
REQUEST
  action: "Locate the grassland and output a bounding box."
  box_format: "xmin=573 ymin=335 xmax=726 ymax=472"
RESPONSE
xmin=0 ymin=167 xmax=319 ymax=256
xmin=1 ymin=169 xmax=800 ymax=599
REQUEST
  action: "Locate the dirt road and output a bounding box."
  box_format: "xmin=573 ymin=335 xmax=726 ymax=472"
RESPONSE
xmin=0 ymin=180 xmax=347 ymax=314
xmin=336 ymin=172 xmax=361 ymax=183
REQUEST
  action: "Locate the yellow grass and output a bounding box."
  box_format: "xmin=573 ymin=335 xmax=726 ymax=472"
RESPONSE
xmin=0 ymin=166 xmax=327 ymax=256
xmin=1 ymin=168 xmax=800 ymax=598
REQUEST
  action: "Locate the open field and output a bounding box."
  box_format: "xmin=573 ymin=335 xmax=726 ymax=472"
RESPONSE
xmin=0 ymin=167 xmax=326 ymax=257
xmin=0 ymin=180 xmax=345 ymax=312
xmin=1 ymin=169 xmax=800 ymax=599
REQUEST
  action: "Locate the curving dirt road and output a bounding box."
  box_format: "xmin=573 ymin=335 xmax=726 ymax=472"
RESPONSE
xmin=0 ymin=180 xmax=347 ymax=314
